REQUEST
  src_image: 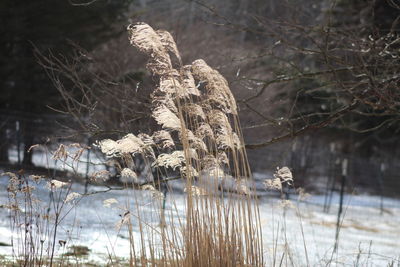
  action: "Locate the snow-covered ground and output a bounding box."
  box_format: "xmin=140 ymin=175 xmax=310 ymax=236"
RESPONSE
xmin=0 ymin=170 xmax=399 ymax=266
xmin=1 ymin=149 xmax=399 ymax=266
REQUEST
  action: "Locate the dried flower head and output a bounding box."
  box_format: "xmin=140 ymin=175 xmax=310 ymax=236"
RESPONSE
xmin=181 ymin=130 xmax=208 ymax=152
xmin=195 ymin=123 xmax=214 ymax=139
xmin=152 ymin=93 xmax=178 ymax=113
xmin=141 ymin=185 xmax=164 ymax=201
xmin=182 ymin=65 xmax=201 ymax=96
xmin=264 ymin=167 xmax=294 ymax=191
xmin=141 ymin=184 xmax=157 ymax=191
xmin=159 ymin=72 xmax=188 ymax=98
xmin=152 ymin=130 xmax=175 ymax=149
xmin=46 ymin=180 xmax=69 ymax=191
xmin=208 ymin=166 xmax=226 ymax=179
xmin=152 ymin=105 xmax=181 ymax=131
xmin=183 ymin=104 xmax=206 ymax=120
xmin=29 ymin=175 xmax=44 ymax=183
xmin=97 ymin=134 xmax=149 ymax=158
xmin=184 ymin=186 xmax=207 ymax=196
xmin=274 ymin=167 xmax=293 ymax=185
xmin=20 ymin=186 xmax=35 ymax=193
xmin=138 ymin=133 xmax=155 ymax=147
xmin=153 ymin=151 xmax=186 ymax=170
xmin=156 ymin=29 xmax=182 ymax=65
xmin=90 ymin=170 xmax=111 ymax=182
xmin=120 ymin=168 xmax=138 ymax=183
xmin=180 ymin=165 xmax=199 ymax=178
xmin=217 ymin=151 xmax=229 ymax=166
xmin=264 ymin=178 xmax=282 ymax=191
xmin=127 ymin=23 xmax=172 ymax=75
xmin=69 ymin=143 xmax=87 ymax=161
xmin=208 ymin=110 xmax=238 ymax=150
xmin=65 ymin=192 xmax=81 ymax=203
xmin=236 ymin=179 xmax=250 ymax=195
xmin=52 ymin=144 xmax=68 ymax=161
xmin=191 ymin=59 xmax=237 ymax=114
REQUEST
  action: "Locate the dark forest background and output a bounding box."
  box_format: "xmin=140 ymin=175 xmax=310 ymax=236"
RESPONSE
xmin=1 ymin=0 xmax=399 ymax=196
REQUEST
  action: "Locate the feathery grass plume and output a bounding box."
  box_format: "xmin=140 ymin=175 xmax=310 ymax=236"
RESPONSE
xmin=232 ymin=132 xmax=242 ymax=149
xmin=114 ymin=22 xmax=264 ymax=266
xmin=208 ymin=109 xmax=237 ymax=150
xmin=90 ymin=170 xmax=111 ymax=182
xmin=141 ymin=184 xmax=164 ymax=200
xmin=187 ymin=148 xmax=199 ymax=160
xmin=46 ymin=180 xmax=69 ymax=191
xmin=207 ymin=165 xmax=226 ymax=180
xmin=152 ymin=105 xmax=181 ymax=131
xmin=217 ymin=151 xmax=229 ymax=166
xmin=264 ymin=166 xmax=293 ymax=191
xmin=191 ymin=59 xmax=237 ymax=115
xmin=152 ymin=130 xmax=175 ymax=149
xmin=182 ymin=65 xmax=201 ymax=96
xmin=152 ymin=150 xmax=186 ymax=170
xmin=127 ymin=23 xmax=172 ymax=75
xmin=201 ymin=155 xmax=226 ymax=178
xmin=65 ymin=192 xmax=81 ymax=203
xmin=264 ymin=178 xmax=282 ymax=190
xmin=274 ymin=166 xmax=293 ymax=184
xmin=159 ymin=73 xmax=188 ymax=98
xmin=120 ymin=168 xmax=138 ymax=183
xmin=181 ymin=129 xmax=208 ymax=152
xmin=137 ymin=133 xmax=155 ymax=146
xmin=183 ymin=103 xmax=206 ymax=120
xmin=29 ymin=175 xmax=44 ymax=183
xmin=180 ymin=165 xmax=199 ymax=178
xmin=152 ymin=93 xmax=179 ymax=113
xmin=236 ymin=179 xmax=251 ymax=195
xmin=195 ymin=122 xmax=215 ymax=139
xmin=156 ymin=30 xmax=182 ymax=66
xmin=184 ymin=186 xmax=207 ymax=196
xmin=97 ymin=133 xmax=152 ymax=158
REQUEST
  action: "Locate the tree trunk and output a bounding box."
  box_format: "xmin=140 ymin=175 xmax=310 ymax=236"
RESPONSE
xmin=22 ymin=121 xmax=34 ymax=166
xmin=0 ymin=128 xmax=9 ymax=163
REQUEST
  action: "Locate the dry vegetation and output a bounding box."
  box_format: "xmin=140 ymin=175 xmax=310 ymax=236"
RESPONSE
xmin=3 ymin=16 xmax=396 ymax=266
xmin=2 ymin=23 xmax=271 ymax=267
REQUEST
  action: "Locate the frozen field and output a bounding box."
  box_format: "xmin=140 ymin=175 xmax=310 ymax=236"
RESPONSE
xmin=0 ymin=169 xmax=399 ymax=266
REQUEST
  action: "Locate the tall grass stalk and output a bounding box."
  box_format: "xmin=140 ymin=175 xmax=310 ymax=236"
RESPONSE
xmin=93 ymin=22 xmax=265 ymax=266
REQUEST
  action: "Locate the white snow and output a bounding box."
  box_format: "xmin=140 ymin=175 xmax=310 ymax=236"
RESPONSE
xmin=0 ymin=157 xmax=399 ymax=266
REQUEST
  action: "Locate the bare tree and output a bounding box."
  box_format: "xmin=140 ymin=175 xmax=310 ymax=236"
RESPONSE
xmin=196 ymin=0 xmax=400 ymax=150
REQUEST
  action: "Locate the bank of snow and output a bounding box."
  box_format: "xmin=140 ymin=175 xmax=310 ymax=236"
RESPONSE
xmin=0 ymin=172 xmax=399 ymax=266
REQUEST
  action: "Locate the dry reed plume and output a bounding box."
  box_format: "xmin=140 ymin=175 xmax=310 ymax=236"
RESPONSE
xmin=3 ymin=22 xmax=265 ymax=267
xmin=93 ymin=22 xmax=265 ymax=266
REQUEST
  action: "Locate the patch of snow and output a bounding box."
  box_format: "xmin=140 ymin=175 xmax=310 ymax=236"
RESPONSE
xmin=0 ymin=171 xmax=399 ymax=265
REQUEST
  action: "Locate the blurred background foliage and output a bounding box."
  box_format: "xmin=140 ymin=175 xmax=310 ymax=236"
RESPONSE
xmin=0 ymin=0 xmax=399 ymax=195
